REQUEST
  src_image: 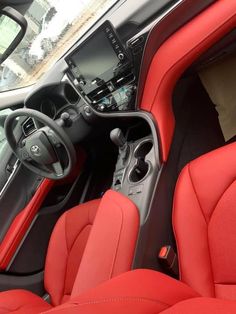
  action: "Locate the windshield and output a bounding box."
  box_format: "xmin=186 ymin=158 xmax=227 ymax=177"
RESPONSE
xmin=0 ymin=0 xmax=117 ymax=92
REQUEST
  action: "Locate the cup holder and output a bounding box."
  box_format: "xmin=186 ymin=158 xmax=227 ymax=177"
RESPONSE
xmin=129 ymin=140 xmax=153 ymax=183
xmin=134 ymin=140 xmax=153 ymax=159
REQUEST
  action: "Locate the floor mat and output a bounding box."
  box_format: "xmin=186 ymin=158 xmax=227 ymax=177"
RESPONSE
xmin=172 ymin=74 xmax=225 ymax=174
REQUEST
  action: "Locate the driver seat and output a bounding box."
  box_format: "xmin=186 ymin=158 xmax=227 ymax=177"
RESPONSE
xmin=0 ymin=189 xmax=139 ymax=313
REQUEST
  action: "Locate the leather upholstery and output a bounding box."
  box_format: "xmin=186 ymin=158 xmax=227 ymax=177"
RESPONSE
xmin=0 ymin=190 xmax=139 ymax=313
xmin=44 ymin=199 xmax=99 ymax=305
xmin=71 ymin=189 xmax=139 ymax=296
xmin=43 ymin=143 xmax=236 ymax=313
xmin=173 ymin=142 xmax=236 ymax=299
xmin=0 ymin=290 xmax=52 ymax=314
xmin=42 ymin=271 xmax=236 ymax=314
xmin=42 ymin=269 xmax=199 ymax=314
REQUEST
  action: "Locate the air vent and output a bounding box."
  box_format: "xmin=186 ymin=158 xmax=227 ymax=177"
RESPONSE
xmin=112 ymin=71 xmax=135 ymax=89
xmin=22 ymin=118 xmax=37 ymax=136
xmin=88 ymin=85 xmax=110 ymax=103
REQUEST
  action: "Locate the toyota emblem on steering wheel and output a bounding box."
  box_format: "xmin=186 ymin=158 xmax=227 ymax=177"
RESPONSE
xmin=30 ymin=145 xmax=41 ymax=156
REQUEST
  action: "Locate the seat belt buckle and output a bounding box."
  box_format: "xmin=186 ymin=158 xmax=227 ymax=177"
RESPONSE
xmin=158 ymin=245 xmax=178 ymax=276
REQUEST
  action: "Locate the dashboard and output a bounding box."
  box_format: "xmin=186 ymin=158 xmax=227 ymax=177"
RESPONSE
xmin=25 ymin=19 xmax=144 ymax=120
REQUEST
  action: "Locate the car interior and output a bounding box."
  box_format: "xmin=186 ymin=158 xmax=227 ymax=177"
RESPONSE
xmin=1 ymin=0 xmax=236 ymax=313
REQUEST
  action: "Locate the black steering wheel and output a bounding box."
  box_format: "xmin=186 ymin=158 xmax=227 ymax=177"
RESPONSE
xmin=5 ymin=108 xmax=77 ymax=180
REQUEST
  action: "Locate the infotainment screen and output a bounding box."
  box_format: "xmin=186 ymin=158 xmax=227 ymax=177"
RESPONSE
xmin=70 ymin=31 xmax=120 ymax=82
xmin=66 ymin=21 xmax=130 ymax=95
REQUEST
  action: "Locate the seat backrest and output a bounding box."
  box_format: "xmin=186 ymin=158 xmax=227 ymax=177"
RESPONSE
xmin=44 ymin=199 xmax=99 ymax=306
xmin=44 ymin=190 xmax=139 ymax=306
xmin=71 ymin=189 xmax=139 ymax=297
xmin=173 ymin=142 xmax=236 ymax=300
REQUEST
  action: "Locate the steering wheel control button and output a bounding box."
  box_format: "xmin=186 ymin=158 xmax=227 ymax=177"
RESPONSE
xmin=52 ymin=162 xmax=63 ymax=177
xmin=21 ymin=149 xmax=29 ymax=160
xmin=47 ymin=130 xmax=60 ymax=146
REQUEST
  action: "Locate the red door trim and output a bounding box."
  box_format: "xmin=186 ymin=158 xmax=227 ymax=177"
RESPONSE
xmin=0 ymin=179 xmax=54 ymax=270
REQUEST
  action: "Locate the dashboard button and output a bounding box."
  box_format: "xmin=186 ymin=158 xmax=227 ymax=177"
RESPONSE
xmin=83 ymin=105 xmax=92 ymax=116
xmin=118 ymin=53 xmax=125 ymax=60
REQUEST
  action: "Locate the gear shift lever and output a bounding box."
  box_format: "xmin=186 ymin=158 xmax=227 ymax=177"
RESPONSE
xmin=110 ymin=128 xmax=129 ymax=166
xmin=110 ymin=128 xmax=127 ymax=150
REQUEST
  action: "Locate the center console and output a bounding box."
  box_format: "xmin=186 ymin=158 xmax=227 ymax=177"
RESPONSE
xmin=110 ymin=127 xmax=159 ymax=223
xmin=66 ymin=21 xmax=136 ymax=113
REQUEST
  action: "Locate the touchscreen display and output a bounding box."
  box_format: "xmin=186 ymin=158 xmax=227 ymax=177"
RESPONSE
xmin=70 ymin=31 xmax=120 ymax=83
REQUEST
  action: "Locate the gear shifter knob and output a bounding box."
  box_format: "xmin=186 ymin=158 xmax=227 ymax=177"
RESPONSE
xmin=110 ymin=128 xmax=126 ymax=149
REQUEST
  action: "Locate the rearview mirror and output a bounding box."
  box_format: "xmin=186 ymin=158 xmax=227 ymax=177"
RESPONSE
xmin=0 ymin=6 xmax=27 ymax=64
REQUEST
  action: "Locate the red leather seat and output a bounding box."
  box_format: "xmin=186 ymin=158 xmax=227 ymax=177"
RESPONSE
xmin=42 ymin=269 xmax=236 ymax=314
xmin=0 ymin=189 xmax=139 ymax=313
xmin=44 ymin=142 xmax=236 ymax=313
xmin=173 ymin=142 xmax=236 ymax=300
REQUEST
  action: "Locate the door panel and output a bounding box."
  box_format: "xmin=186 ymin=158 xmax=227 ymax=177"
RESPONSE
xmin=0 ymin=178 xmax=54 ymax=270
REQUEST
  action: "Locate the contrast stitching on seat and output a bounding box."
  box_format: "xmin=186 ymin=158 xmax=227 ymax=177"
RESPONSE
xmin=188 ymin=163 xmax=215 ymax=296
xmin=64 ymin=214 xmax=69 ymax=253
xmin=58 ymin=214 xmax=69 ymax=305
xmin=104 ymin=194 xmax=124 ymax=279
xmin=207 ymin=179 xmax=236 ymax=291
xmin=208 ymin=179 xmax=236 ymax=223
xmin=70 ymin=296 xmax=170 ymax=308
xmin=188 ymin=163 xmax=207 ymax=224
xmin=63 ymin=223 xmax=92 ymax=296
xmin=67 ymin=224 xmax=92 ymax=253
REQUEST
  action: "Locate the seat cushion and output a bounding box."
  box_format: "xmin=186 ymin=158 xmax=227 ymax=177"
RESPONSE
xmin=42 ymin=270 xmax=236 ymax=314
xmin=44 ymin=199 xmax=100 ymax=306
xmin=173 ymin=142 xmax=236 ymax=299
xmin=41 ymin=269 xmax=199 ymax=314
xmin=0 ymin=289 xmax=51 ymax=313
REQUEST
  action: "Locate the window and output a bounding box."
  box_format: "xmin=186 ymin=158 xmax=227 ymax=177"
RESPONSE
xmin=0 ymin=0 xmax=117 ymax=92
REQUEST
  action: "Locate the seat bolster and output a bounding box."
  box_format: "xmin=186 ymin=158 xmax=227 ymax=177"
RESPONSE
xmin=44 ymin=199 xmax=100 ymax=306
xmin=0 ymin=289 xmax=51 ymax=314
xmin=173 ymin=164 xmax=215 ymax=297
xmin=42 ymin=270 xmax=199 ymax=314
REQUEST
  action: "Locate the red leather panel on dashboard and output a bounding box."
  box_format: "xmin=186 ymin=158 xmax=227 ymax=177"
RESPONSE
xmin=141 ymin=0 xmax=236 ymax=161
